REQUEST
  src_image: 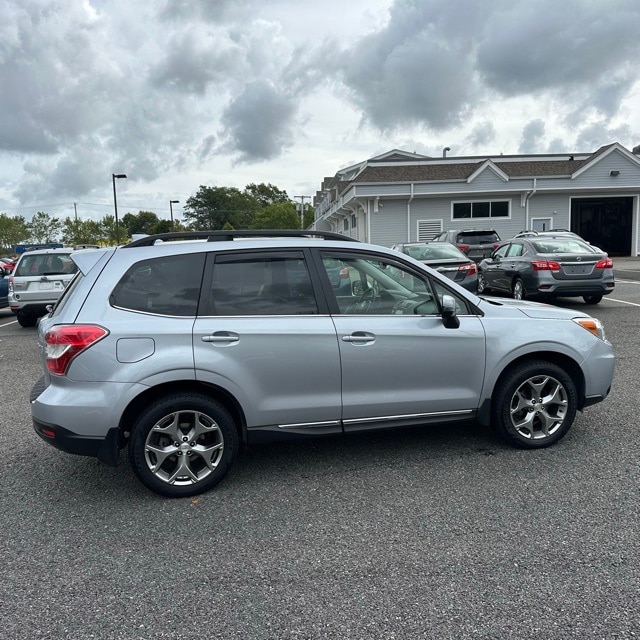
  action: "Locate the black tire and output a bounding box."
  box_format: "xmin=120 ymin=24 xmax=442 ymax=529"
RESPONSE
xmin=128 ymin=393 xmax=239 ymax=498
xmin=17 ymin=314 xmax=38 ymax=327
xmin=492 ymin=360 xmax=577 ymax=449
xmin=477 ymin=270 xmax=489 ymax=294
xmin=583 ymin=295 xmax=602 ymax=304
xmin=512 ymin=278 xmax=526 ymax=300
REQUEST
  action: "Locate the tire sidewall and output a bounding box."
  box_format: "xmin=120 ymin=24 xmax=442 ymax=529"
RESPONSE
xmin=129 ymin=393 xmax=239 ymax=498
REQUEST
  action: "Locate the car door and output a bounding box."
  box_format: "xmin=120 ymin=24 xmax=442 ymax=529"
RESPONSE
xmin=315 ymin=249 xmax=486 ymax=432
xmin=482 ymin=244 xmax=510 ymax=292
xmin=193 ymin=249 xmax=342 ymax=435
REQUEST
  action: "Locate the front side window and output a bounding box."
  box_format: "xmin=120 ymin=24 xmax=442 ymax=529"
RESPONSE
xmin=320 ymin=252 xmax=441 ymax=315
xmin=207 ymin=253 xmax=318 ymax=316
xmin=110 ymin=253 xmax=205 ymax=316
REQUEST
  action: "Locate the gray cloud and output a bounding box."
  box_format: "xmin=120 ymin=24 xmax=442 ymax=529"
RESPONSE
xmin=221 ymin=81 xmax=297 ymax=161
xmin=465 ymin=121 xmax=498 ymax=150
xmin=518 ymin=120 xmax=546 ymax=153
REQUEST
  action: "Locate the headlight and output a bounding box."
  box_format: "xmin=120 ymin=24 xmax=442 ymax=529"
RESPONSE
xmin=573 ymin=317 xmax=606 ymax=341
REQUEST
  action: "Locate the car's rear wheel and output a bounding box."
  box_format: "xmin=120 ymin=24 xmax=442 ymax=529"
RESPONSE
xmin=512 ymin=278 xmax=526 ymax=300
xmin=492 ymin=360 xmax=577 ymax=448
xmin=129 ymin=393 xmax=239 ymax=497
xmin=477 ymin=271 xmax=489 ymax=294
xmin=583 ymin=295 xmax=603 ymax=304
xmin=17 ymin=314 xmax=38 ymax=327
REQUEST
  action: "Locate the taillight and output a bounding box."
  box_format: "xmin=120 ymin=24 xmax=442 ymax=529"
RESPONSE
xmin=44 ymin=325 xmax=108 ymax=376
xmin=595 ymin=258 xmax=613 ymax=269
xmin=457 ymin=244 xmax=470 ymax=252
xmin=493 ymin=243 xmax=501 ymax=249
xmin=531 ymin=260 xmax=561 ymax=271
xmin=339 ymin=267 xmax=350 ymax=279
xmin=7 ymin=276 xmax=13 ymax=292
xmin=458 ymin=262 xmax=477 ymax=276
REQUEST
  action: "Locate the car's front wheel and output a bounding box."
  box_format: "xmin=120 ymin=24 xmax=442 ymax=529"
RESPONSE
xmin=492 ymin=360 xmax=577 ymax=448
xmin=583 ymin=295 xmax=603 ymax=304
xmin=129 ymin=393 xmax=239 ymax=497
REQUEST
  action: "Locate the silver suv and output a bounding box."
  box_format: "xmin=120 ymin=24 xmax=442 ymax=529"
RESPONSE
xmin=9 ymin=248 xmax=78 ymax=327
xmin=31 ymin=231 xmax=615 ymax=497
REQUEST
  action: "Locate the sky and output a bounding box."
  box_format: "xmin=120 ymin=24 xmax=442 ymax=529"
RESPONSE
xmin=1 ymin=0 xmax=640 ymax=223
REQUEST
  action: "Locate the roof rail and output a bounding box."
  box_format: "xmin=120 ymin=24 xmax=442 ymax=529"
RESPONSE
xmin=123 ymin=229 xmax=359 ymax=247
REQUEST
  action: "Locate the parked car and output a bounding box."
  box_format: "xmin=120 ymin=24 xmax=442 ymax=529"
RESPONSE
xmin=432 ymin=229 xmax=502 ymax=263
xmin=0 ymin=258 xmax=15 ymax=274
xmin=31 ymin=230 xmax=614 ymax=498
xmin=391 ymin=241 xmax=478 ymax=292
xmin=477 ymin=235 xmax=614 ymax=303
xmin=0 ymin=274 xmax=8 ymax=308
xmin=8 ymin=248 xmax=79 ymax=326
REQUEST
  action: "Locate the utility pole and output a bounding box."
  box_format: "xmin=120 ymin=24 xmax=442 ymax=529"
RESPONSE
xmin=295 ymin=195 xmax=312 ymax=229
xmin=73 ymin=202 xmax=78 ymax=222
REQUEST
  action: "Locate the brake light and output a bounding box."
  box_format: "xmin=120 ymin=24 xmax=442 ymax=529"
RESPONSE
xmin=595 ymin=258 xmax=613 ymax=269
xmin=531 ymin=260 xmax=561 ymax=272
xmin=7 ymin=275 xmax=13 ymax=293
xmin=44 ymin=325 xmax=108 ymax=376
xmin=458 ymin=262 xmax=477 ymax=275
xmin=339 ymin=266 xmax=350 ymax=279
xmin=457 ymin=244 xmax=470 ymax=252
xmin=493 ymin=243 xmax=501 ymax=249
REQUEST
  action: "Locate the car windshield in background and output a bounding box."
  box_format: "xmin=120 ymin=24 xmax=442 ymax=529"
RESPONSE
xmin=405 ymin=244 xmax=464 ymax=260
xmin=530 ymin=239 xmax=597 ymax=254
xmin=458 ymin=232 xmax=500 ymax=244
xmin=14 ymin=253 xmax=77 ymax=276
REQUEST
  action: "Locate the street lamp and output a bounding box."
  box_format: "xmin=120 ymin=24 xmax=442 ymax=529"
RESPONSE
xmin=112 ymin=173 xmax=127 ymax=245
xmin=169 ymin=200 xmax=180 ymax=225
xmin=295 ymin=195 xmax=312 ymax=229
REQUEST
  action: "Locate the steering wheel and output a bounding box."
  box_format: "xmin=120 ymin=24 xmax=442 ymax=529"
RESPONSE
xmin=354 ymin=287 xmax=377 ymax=313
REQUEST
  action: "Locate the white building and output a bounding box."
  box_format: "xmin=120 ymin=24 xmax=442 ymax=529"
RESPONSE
xmin=312 ymin=142 xmax=640 ymax=256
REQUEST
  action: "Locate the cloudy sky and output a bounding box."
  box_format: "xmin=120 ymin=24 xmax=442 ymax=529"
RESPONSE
xmin=1 ymin=0 xmax=639 ymax=222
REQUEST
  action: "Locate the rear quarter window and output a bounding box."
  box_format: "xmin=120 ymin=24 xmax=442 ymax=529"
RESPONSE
xmin=110 ymin=253 xmax=205 ymax=316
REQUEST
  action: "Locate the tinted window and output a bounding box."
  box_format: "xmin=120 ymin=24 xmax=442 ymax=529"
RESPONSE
xmin=458 ymin=231 xmax=500 ymax=244
xmin=111 ymin=253 xmax=205 ymax=316
xmin=15 ymin=253 xmax=77 ymax=276
xmin=207 ymin=254 xmax=318 ymax=316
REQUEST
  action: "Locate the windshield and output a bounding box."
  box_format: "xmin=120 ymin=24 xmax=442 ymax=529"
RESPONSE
xmin=15 ymin=253 xmax=77 ymax=277
xmin=531 ymin=239 xmax=596 ymax=254
xmin=405 ymin=243 xmax=465 ymax=260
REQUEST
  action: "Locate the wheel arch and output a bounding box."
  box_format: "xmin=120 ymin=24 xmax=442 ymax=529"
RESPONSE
xmin=477 ymin=351 xmax=586 ymax=425
xmin=118 ymin=380 xmax=247 ymax=448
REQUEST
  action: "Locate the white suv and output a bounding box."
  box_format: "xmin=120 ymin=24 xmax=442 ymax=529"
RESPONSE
xmin=9 ymin=248 xmax=78 ymax=327
xmin=30 ymin=231 xmax=615 ymax=497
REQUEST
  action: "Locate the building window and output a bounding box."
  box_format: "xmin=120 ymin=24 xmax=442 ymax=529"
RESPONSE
xmin=452 ymin=200 xmax=510 ymax=219
xmin=343 ymin=218 xmax=349 ymax=231
xmin=351 ymin=214 xmax=357 ymax=229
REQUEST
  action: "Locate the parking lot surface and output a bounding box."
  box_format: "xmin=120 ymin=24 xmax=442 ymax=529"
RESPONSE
xmin=0 ymin=270 xmax=638 ymax=639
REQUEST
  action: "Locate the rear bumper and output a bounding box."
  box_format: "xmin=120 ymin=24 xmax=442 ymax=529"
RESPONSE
xmin=33 ymin=418 xmax=121 ymax=466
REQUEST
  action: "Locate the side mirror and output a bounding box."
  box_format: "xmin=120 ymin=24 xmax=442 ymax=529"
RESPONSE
xmin=441 ymin=294 xmax=460 ymax=329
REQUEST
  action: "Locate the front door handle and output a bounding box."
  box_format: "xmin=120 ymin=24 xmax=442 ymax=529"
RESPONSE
xmin=341 ymin=331 xmax=375 ymax=344
xmin=201 ymin=332 xmax=239 ymax=344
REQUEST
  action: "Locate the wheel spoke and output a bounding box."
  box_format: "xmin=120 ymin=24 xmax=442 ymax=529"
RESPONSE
xmin=151 ymin=412 xmax=182 ymax=441
xmin=511 ymin=408 xmax=535 ymax=432
xmin=146 ymin=442 xmax=178 ymax=468
xmin=510 ymin=389 xmax=532 ymax=415
xmin=193 ymin=442 xmax=224 ymax=470
xmin=167 ymin=455 xmax=199 ymax=484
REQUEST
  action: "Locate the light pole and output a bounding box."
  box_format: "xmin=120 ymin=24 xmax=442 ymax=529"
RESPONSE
xmin=112 ymin=173 xmax=127 ymax=245
xmin=169 ymin=200 xmax=180 ymax=225
xmin=295 ymin=195 xmax=312 ymax=229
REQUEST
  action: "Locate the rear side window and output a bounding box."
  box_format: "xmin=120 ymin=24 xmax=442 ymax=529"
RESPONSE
xmin=15 ymin=253 xmax=77 ymax=276
xmin=205 ymin=253 xmax=318 ymax=316
xmin=110 ymin=253 xmax=205 ymax=316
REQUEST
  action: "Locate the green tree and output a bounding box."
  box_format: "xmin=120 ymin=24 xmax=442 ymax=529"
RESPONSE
xmin=121 ymin=211 xmax=162 ymax=236
xmin=183 ymin=186 xmax=261 ymax=230
xmin=251 ymin=202 xmax=300 ymax=229
xmin=27 ymin=211 xmax=62 ymax=243
xmin=0 ymin=214 xmax=29 ymax=251
xmin=62 ymin=217 xmax=105 ymax=246
xmin=100 ymin=215 xmax=121 ymax=245
xmin=245 ymin=183 xmax=290 ymax=207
